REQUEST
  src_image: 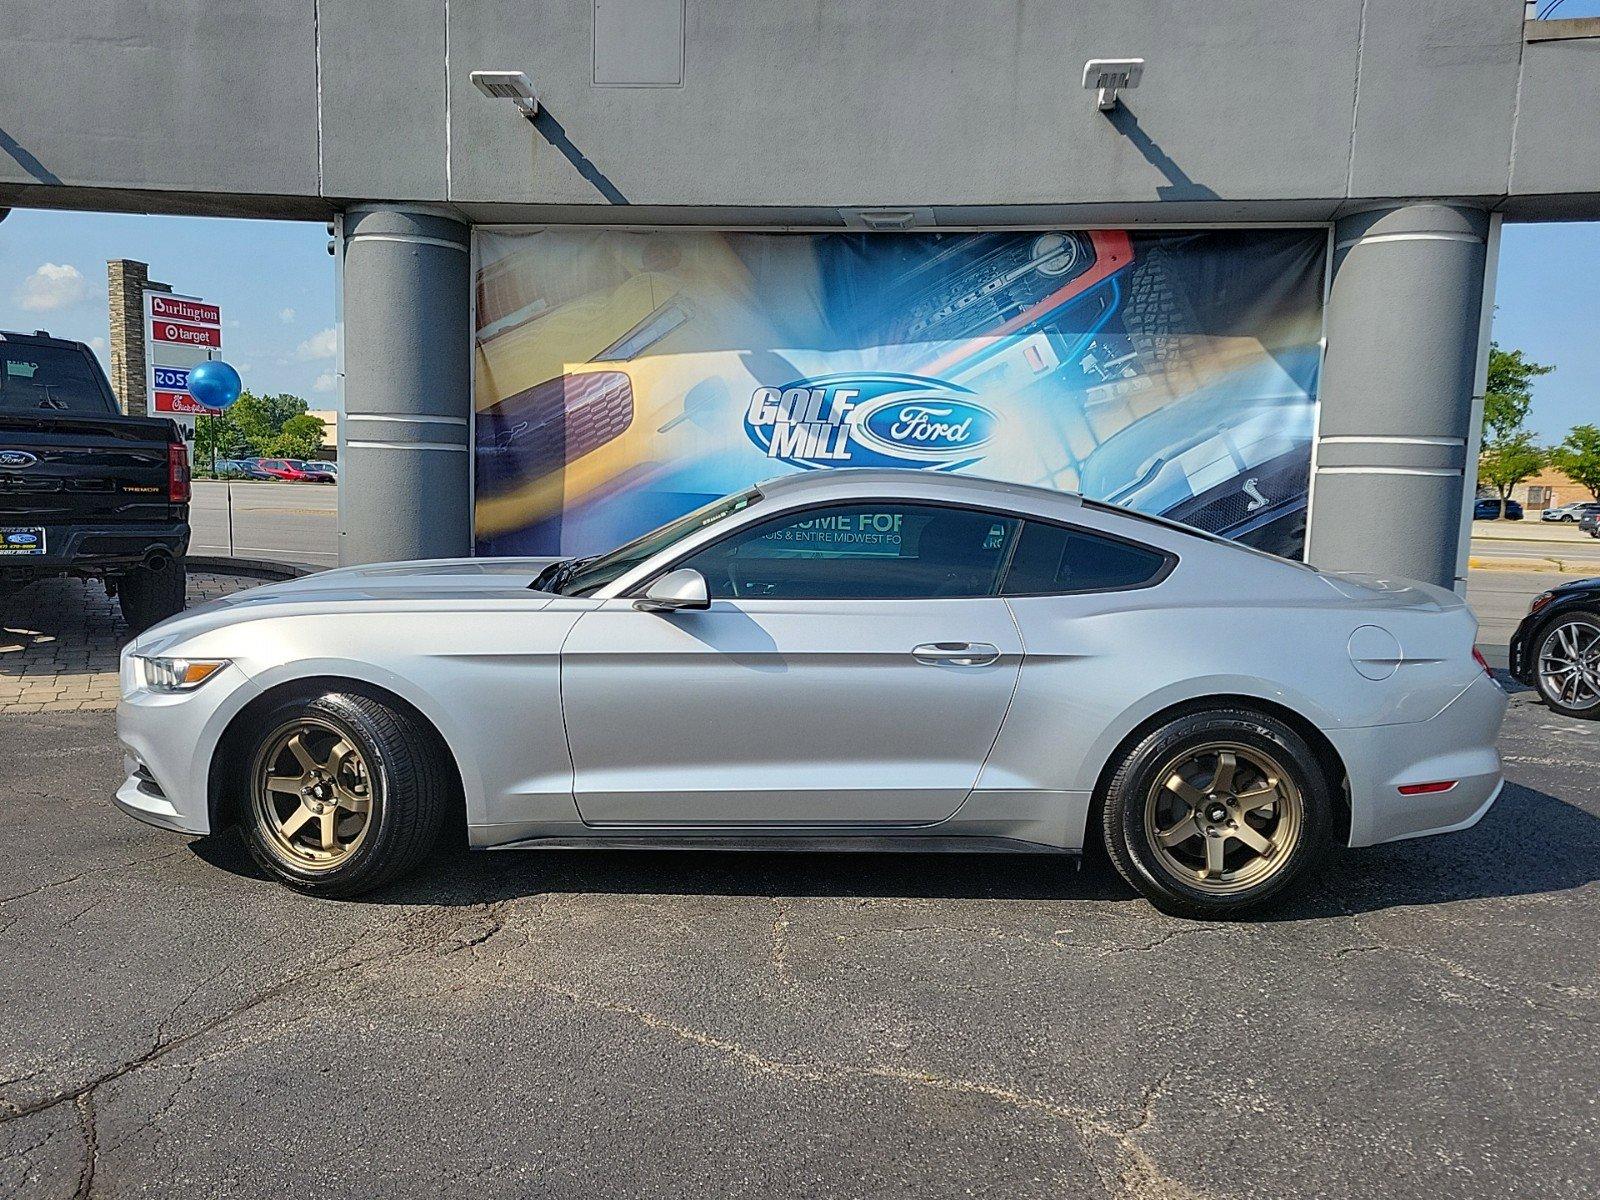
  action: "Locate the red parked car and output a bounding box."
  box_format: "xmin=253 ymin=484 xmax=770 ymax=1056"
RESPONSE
xmin=254 ymin=458 xmax=311 ymax=482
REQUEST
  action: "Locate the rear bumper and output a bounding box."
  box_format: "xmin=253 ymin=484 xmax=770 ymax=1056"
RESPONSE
xmin=1329 ymin=670 xmax=1509 ymax=847
xmin=0 ymin=520 xmax=189 ymax=579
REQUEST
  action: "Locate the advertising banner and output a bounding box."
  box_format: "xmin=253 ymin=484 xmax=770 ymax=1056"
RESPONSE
xmin=472 ymin=228 xmax=1326 ymax=560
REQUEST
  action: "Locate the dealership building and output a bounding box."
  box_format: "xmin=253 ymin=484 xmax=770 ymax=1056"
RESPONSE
xmin=5 ymin=1 xmax=1600 ymax=587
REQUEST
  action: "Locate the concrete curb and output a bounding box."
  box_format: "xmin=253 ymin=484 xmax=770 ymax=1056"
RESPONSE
xmin=186 ymin=555 xmax=320 ymax=581
xmin=1468 ymin=556 xmax=1600 ymax=575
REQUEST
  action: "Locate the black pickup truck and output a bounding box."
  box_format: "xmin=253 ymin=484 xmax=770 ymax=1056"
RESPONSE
xmin=0 ymin=330 xmax=190 ymax=630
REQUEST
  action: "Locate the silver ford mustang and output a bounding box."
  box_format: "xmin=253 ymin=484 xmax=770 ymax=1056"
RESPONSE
xmin=116 ymin=469 xmax=1506 ymax=918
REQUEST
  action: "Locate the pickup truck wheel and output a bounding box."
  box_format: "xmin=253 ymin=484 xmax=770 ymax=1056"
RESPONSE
xmin=118 ymin=560 xmax=188 ymax=632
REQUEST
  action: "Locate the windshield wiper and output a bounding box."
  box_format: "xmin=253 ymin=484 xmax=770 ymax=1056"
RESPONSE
xmin=530 ymin=559 xmax=570 ymax=592
xmin=530 ymin=555 xmax=595 ymax=595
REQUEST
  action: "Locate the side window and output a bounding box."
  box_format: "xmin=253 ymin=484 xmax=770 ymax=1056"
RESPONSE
xmin=1001 ymin=521 xmax=1170 ymax=595
xmin=676 ymin=502 xmax=1019 ymax=600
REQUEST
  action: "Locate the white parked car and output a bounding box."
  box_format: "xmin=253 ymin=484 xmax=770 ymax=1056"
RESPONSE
xmin=116 ymin=470 xmax=1506 ymax=918
xmin=1541 ymin=501 xmax=1600 ymax=523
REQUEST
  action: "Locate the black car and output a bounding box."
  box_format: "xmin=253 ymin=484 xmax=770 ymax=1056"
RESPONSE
xmin=0 ymin=330 xmax=190 ymax=630
xmin=1474 ymin=497 xmax=1524 ymax=521
xmin=1581 ymin=510 xmax=1600 ymax=539
xmin=1510 ymin=577 xmax=1600 ymax=719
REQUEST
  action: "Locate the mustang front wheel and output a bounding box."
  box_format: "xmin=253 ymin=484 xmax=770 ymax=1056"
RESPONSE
xmin=242 ymin=692 xmax=448 ymax=897
xmin=1101 ymin=708 xmax=1334 ymax=918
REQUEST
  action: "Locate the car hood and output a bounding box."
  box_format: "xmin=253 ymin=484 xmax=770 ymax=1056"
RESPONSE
xmin=131 ymin=557 xmax=564 ymax=653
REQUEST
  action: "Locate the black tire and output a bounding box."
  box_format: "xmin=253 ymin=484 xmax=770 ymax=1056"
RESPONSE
xmin=1532 ymin=611 xmax=1600 ymax=720
xmin=118 ymin=560 xmax=188 ymax=631
xmin=240 ymin=691 xmax=449 ymax=897
xmin=1100 ymin=707 xmax=1335 ymax=919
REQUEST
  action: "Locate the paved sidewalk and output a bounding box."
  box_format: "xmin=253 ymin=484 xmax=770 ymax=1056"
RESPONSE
xmin=0 ymin=573 xmax=259 ymax=714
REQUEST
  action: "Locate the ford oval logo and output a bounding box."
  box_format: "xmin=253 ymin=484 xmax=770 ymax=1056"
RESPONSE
xmin=743 ymin=372 xmax=996 ymax=471
xmin=857 ymin=398 xmax=996 ymax=458
xmin=0 ymin=450 xmax=38 ymax=469
xmin=5 ymin=532 xmax=39 ymax=545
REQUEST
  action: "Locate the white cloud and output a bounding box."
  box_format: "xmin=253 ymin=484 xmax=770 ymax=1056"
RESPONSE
xmin=313 ymin=370 xmax=339 ymax=393
xmin=17 ymin=263 xmax=86 ymax=312
xmin=279 ymin=307 xmax=296 ymax=323
xmin=294 ymin=326 xmax=337 ymax=361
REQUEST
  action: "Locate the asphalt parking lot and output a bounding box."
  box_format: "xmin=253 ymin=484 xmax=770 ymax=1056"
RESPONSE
xmin=2 ymin=582 xmax=1599 ymax=1198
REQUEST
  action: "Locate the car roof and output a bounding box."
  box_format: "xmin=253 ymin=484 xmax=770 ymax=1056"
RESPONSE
xmin=756 ymin=468 xmax=1087 ymax=513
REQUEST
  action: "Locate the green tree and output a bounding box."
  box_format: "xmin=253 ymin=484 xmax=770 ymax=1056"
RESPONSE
xmin=228 ymin=391 xmax=311 ymax=456
xmin=1483 ymin=343 xmax=1554 ymax=441
xmin=191 ymin=409 xmax=251 ymax=470
xmin=267 ymin=413 xmax=328 ymax=460
xmin=1478 ymin=431 xmax=1546 ymax=516
xmin=1549 ymin=424 xmax=1600 ymax=502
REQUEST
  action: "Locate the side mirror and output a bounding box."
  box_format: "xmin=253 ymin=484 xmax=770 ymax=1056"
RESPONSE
xmin=633 ymin=568 xmax=710 ymax=613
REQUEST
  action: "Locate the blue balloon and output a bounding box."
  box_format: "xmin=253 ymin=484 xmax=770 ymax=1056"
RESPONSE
xmin=187 ymin=360 xmax=242 ymax=410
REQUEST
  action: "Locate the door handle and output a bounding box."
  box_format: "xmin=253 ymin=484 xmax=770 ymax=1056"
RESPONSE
xmin=912 ymin=642 xmax=1001 ymax=667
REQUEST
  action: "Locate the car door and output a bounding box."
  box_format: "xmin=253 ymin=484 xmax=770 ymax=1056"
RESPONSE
xmin=560 ymin=500 xmax=1025 ymax=827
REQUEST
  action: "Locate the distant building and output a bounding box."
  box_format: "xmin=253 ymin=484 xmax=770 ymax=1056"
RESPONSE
xmin=1511 ymin=467 xmax=1596 ymax=510
xmin=306 ymin=409 xmax=338 ymax=458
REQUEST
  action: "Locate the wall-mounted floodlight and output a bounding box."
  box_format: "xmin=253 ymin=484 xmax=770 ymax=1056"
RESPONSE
xmin=1082 ymin=59 xmax=1143 ymax=111
xmin=471 ymin=70 xmax=539 ymax=118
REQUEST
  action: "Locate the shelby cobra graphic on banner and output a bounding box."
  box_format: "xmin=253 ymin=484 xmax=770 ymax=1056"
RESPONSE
xmin=472 ymin=228 xmax=1326 ymax=559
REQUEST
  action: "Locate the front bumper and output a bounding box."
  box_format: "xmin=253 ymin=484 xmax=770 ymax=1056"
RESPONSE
xmin=115 ymin=660 xmax=261 ymax=837
xmin=1329 ymin=670 xmax=1509 ymax=847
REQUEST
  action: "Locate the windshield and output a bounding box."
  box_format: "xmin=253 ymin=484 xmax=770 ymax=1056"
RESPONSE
xmin=0 ymin=342 xmax=115 ymax=414
xmin=544 ymin=488 xmax=762 ymax=596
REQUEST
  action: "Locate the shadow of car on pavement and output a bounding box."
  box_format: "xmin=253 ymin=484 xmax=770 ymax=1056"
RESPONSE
xmin=188 ymin=776 xmax=1600 ymax=921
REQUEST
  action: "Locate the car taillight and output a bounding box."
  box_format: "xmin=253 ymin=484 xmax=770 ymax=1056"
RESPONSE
xmin=167 ymin=442 xmax=190 ymax=503
xmin=1472 ymin=647 xmax=1492 ymax=677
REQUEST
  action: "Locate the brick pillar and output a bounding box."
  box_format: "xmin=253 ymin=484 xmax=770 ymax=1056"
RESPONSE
xmin=106 ymin=260 xmax=171 ymax=416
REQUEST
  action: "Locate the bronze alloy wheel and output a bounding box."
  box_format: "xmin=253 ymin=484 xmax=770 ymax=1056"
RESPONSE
xmin=1142 ymin=740 xmax=1304 ymax=895
xmin=250 ymin=716 xmax=376 ymax=872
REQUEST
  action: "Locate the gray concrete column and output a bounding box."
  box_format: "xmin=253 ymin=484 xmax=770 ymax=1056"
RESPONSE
xmin=1306 ymin=204 xmax=1493 ymax=589
xmin=338 ymin=205 xmax=472 ymax=565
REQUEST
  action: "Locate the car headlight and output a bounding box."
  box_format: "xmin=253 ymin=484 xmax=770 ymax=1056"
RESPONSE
xmin=137 ymin=657 xmax=230 ymax=693
xmin=1528 ymin=591 xmax=1555 ymax=616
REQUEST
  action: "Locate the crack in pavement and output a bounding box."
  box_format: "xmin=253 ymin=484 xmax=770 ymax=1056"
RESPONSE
xmin=770 ymin=898 xmax=794 ymax=987
xmin=0 ymin=845 xmax=192 ymax=907
xmin=517 ymin=973 xmax=1209 ymax=1200
xmin=72 ymin=1091 xmax=96 ymax=1200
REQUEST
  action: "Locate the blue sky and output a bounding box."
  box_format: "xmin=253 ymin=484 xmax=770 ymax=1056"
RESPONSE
xmin=0 ymin=208 xmax=1594 ymax=440
xmin=0 ymin=209 xmax=337 ymax=405
xmin=1494 ymin=222 xmax=1599 ymax=442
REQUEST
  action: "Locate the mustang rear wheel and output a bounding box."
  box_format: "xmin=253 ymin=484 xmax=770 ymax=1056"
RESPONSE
xmin=1101 ymin=708 xmax=1334 ymax=919
xmin=242 ymin=692 xmax=448 ymax=897
xmin=1535 ymin=612 xmax=1600 ymax=718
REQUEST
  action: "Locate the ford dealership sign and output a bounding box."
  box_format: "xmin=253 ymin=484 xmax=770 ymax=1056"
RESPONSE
xmin=745 ymin=373 xmax=996 ymax=471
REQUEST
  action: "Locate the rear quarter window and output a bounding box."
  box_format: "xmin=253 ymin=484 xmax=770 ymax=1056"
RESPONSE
xmin=1001 ymin=521 xmax=1172 ymax=595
